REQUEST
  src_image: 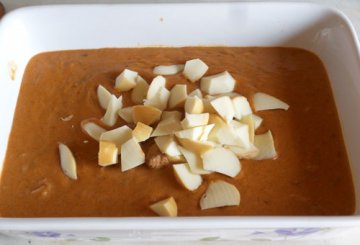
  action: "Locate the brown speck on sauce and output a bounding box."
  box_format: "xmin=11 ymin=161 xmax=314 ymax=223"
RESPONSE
xmin=0 ymin=47 xmax=355 ymax=217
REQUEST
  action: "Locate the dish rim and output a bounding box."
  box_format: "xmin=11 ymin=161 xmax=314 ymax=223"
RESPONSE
xmin=0 ymin=1 xmax=359 ymax=229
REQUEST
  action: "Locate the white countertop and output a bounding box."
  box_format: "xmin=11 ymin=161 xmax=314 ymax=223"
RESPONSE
xmin=1 ymin=0 xmax=360 ymax=244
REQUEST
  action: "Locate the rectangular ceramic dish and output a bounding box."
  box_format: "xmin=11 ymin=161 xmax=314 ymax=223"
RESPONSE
xmin=0 ymin=2 xmax=360 ymax=242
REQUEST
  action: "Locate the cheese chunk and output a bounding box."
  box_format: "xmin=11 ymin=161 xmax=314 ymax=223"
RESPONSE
xmin=183 ymin=58 xmax=208 ymax=82
xmin=121 ymin=138 xmax=145 ymax=172
xmin=200 ymin=71 xmax=235 ymax=95
xmin=115 ymin=69 xmax=138 ymax=92
xmin=150 ymin=197 xmax=178 ymax=217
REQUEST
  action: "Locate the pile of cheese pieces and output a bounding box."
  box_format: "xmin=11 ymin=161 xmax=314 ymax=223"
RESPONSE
xmin=58 ymin=58 xmax=289 ymax=217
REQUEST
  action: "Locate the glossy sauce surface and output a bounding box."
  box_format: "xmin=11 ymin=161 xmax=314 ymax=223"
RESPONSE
xmin=0 ymin=47 xmax=355 ymax=217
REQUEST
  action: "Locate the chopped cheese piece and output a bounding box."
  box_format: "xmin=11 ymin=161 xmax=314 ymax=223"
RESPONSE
xmin=98 ymin=141 xmax=118 ymax=166
xmin=150 ymin=197 xmax=178 ymax=217
xmin=115 ymin=69 xmax=138 ymax=92
xmin=133 ymin=122 xmax=153 ymax=142
xmin=132 ymin=105 xmax=162 ymax=125
xmin=183 ymin=58 xmax=208 ymax=82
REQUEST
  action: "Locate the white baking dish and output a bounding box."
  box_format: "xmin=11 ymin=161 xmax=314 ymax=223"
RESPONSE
xmin=1 ymin=2 xmax=360 ymax=242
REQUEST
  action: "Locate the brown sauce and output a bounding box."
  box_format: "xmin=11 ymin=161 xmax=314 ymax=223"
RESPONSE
xmin=0 ymin=47 xmax=355 ymax=217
